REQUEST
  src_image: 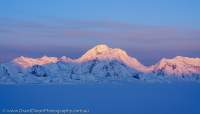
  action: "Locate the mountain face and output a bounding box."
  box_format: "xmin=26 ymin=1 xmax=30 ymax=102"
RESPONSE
xmin=0 ymin=44 xmax=200 ymax=84
xmin=77 ymin=44 xmax=150 ymax=72
xmin=152 ymin=56 xmax=200 ymax=79
xmin=13 ymin=56 xmax=60 ymax=68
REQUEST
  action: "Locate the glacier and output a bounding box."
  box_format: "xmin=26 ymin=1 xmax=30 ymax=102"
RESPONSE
xmin=0 ymin=44 xmax=200 ymax=84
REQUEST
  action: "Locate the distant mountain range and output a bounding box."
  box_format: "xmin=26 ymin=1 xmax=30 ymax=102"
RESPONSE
xmin=0 ymin=44 xmax=200 ymax=84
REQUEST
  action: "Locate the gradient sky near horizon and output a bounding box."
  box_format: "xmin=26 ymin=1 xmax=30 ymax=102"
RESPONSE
xmin=0 ymin=0 xmax=200 ymax=65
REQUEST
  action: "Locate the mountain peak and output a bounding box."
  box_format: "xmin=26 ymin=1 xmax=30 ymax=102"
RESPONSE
xmin=153 ymin=56 xmax=200 ymax=76
xmin=13 ymin=56 xmax=59 ymax=68
xmin=93 ymin=44 xmax=110 ymax=51
xmin=77 ymin=44 xmax=128 ymax=62
xmin=158 ymin=56 xmax=200 ymax=66
xmin=76 ymin=44 xmax=149 ymax=72
xmin=90 ymin=44 xmax=111 ymax=55
xmin=94 ymin=44 xmax=109 ymax=47
xmin=1 ymin=45 xmax=200 ymax=84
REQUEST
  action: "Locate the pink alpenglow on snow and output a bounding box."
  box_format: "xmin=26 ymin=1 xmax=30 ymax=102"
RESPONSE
xmin=0 ymin=44 xmax=200 ymax=84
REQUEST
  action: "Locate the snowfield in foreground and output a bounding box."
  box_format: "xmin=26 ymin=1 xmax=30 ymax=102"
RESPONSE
xmin=0 ymin=83 xmax=200 ymax=114
xmin=0 ymin=44 xmax=200 ymax=84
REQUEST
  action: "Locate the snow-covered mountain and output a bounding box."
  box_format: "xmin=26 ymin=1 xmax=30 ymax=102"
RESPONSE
xmin=0 ymin=44 xmax=200 ymax=84
xmin=12 ymin=56 xmax=57 ymax=68
xmin=152 ymin=56 xmax=200 ymax=79
xmin=77 ymin=44 xmax=150 ymax=72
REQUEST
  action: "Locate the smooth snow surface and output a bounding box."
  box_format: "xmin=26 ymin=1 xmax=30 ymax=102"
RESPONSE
xmin=0 ymin=83 xmax=199 ymax=114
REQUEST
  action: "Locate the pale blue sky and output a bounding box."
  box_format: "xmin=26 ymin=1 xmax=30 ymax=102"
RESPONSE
xmin=0 ymin=0 xmax=200 ymax=27
xmin=0 ymin=0 xmax=200 ymax=64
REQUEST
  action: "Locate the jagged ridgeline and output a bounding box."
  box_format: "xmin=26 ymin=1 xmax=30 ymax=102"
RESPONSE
xmin=0 ymin=44 xmax=200 ymax=84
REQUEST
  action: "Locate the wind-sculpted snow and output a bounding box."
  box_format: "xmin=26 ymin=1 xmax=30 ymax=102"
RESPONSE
xmin=0 ymin=44 xmax=200 ymax=84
